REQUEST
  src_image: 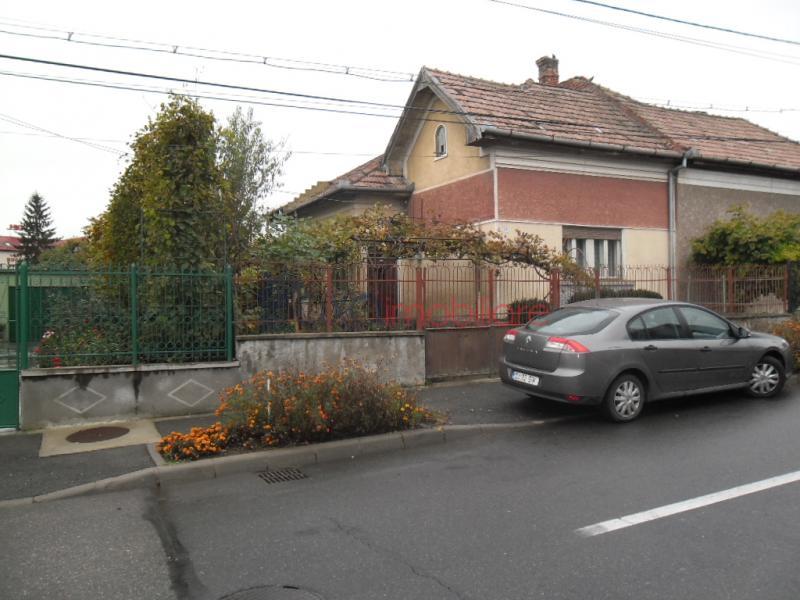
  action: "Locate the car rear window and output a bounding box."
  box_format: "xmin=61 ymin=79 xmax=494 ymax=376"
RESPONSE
xmin=525 ymin=308 xmax=617 ymax=336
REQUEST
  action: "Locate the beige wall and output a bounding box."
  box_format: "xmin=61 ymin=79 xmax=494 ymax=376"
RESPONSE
xmin=484 ymin=220 xmax=564 ymax=254
xmin=621 ymin=229 xmax=669 ymax=266
xmin=406 ymin=99 xmax=489 ymax=192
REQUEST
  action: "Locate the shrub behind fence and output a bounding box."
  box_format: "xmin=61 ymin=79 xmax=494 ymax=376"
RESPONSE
xmin=18 ymin=264 xmax=233 ymax=368
xmin=236 ymin=261 xmax=792 ymax=334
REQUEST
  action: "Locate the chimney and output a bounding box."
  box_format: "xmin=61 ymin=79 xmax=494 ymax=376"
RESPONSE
xmin=536 ymin=55 xmax=559 ymax=86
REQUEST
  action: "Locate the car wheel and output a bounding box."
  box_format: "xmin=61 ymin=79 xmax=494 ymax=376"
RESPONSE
xmin=603 ymin=374 xmax=645 ymax=422
xmin=747 ymin=356 xmax=785 ymax=398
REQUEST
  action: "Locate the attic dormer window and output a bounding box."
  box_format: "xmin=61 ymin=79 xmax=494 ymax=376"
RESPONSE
xmin=434 ymin=125 xmax=447 ymax=158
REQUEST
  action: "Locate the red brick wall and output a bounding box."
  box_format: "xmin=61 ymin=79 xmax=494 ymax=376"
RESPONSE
xmin=409 ymin=171 xmax=494 ymax=223
xmin=498 ymin=168 xmax=668 ymax=228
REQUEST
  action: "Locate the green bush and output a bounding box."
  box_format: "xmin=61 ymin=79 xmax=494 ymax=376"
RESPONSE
xmin=158 ymin=360 xmax=435 ymax=461
xmin=34 ymin=324 xmax=128 ymax=367
xmin=692 ymin=206 xmax=800 ymax=265
xmin=506 ymin=298 xmax=550 ymax=323
xmin=567 ymin=288 xmax=663 ymax=304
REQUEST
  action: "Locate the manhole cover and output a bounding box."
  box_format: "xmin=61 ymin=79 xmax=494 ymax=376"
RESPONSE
xmin=66 ymin=426 xmax=130 ymax=444
xmin=258 ymin=467 xmax=308 ymax=485
xmin=221 ymin=585 xmax=323 ymax=599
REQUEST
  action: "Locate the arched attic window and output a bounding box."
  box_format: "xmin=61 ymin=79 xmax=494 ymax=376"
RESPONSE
xmin=434 ymin=124 xmax=447 ymax=158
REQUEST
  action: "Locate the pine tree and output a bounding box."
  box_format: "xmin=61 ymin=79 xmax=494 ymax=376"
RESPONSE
xmin=19 ymin=192 xmax=58 ymax=264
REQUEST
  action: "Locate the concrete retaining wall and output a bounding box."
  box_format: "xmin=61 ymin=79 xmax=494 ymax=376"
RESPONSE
xmin=728 ymin=313 xmax=793 ymax=334
xmin=20 ymin=362 xmax=240 ymax=430
xmin=236 ymin=331 xmax=426 ymax=386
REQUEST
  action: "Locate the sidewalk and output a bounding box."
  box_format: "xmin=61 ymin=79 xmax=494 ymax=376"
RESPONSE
xmin=0 ymin=379 xmax=583 ymax=502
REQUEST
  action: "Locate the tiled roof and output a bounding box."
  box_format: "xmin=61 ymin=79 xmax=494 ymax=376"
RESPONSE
xmin=608 ymin=91 xmax=800 ymax=170
xmin=428 ymin=69 xmax=677 ymax=155
xmin=0 ymin=236 xmax=21 ymax=250
xmin=425 ymin=68 xmax=800 ymax=171
xmin=281 ymin=155 xmax=411 ymax=214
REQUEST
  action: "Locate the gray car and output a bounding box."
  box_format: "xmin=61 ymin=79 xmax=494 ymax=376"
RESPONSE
xmin=499 ymin=298 xmax=794 ymax=422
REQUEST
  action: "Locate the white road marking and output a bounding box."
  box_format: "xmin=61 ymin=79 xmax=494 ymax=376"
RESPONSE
xmin=576 ymin=469 xmax=800 ymax=537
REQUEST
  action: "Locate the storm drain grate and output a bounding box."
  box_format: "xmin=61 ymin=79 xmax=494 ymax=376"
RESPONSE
xmin=258 ymin=467 xmax=308 ymax=485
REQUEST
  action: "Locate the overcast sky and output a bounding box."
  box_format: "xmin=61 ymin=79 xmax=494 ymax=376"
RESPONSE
xmin=1 ymin=0 xmax=799 ymax=238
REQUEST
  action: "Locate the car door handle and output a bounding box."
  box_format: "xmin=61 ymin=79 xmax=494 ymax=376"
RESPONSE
xmin=644 ymin=345 xmax=658 ymax=351
xmin=700 ymin=346 xmax=712 ymax=352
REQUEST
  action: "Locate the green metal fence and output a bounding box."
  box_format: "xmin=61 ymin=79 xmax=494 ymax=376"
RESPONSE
xmin=16 ymin=263 xmax=234 ymax=368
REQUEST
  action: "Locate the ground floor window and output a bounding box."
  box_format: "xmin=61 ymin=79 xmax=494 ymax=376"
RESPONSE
xmin=562 ymin=227 xmax=622 ymax=273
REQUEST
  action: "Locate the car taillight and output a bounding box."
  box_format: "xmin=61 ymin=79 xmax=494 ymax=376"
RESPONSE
xmin=503 ymin=329 xmax=519 ymax=343
xmin=544 ymin=336 xmax=589 ymax=353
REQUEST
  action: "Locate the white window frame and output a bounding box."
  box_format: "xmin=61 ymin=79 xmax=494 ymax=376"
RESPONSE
xmin=434 ymin=124 xmax=448 ymax=160
xmin=563 ymin=236 xmax=623 ymax=275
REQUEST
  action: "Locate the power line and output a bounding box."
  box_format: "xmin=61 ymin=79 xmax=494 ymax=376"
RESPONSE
xmin=489 ymin=0 xmax=800 ymax=66
xmin=0 ymin=52 xmax=409 ymax=112
xmin=1 ymin=66 xmax=795 ymax=148
xmin=563 ymin=0 xmax=800 ymax=47
xmin=0 ymin=18 xmax=416 ymax=82
xmin=0 ymin=111 xmax=124 ymax=155
xmin=2 ymin=56 xmax=797 ymax=148
xmin=2 ymin=12 xmax=798 ymax=111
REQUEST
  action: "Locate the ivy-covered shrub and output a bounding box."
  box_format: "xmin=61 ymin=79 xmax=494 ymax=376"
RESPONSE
xmin=567 ymin=288 xmax=663 ymax=304
xmin=692 ymin=206 xmax=800 ymax=265
xmin=158 ymin=360 xmax=435 ymax=461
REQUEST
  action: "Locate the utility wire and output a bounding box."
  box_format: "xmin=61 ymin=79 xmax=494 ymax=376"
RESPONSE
xmin=564 ymin=0 xmax=800 ymax=47
xmin=0 ymin=111 xmax=124 ymax=155
xmin=0 ymin=64 xmax=795 ymax=144
xmin=0 ymin=19 xmax=416 ymax=82
xmin=489 ymin=0 xmax=800 ymax=66
xmin=2 ymin=12 xmax=798 ymax=104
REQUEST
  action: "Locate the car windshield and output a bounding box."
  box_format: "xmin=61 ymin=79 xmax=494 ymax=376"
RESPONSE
xmin=525 ymin=307 xmax=617 ymax=336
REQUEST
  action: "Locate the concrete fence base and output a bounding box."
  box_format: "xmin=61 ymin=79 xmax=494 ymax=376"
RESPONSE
xmin=20 ymin=362 xmax=240 ymax=430
xmin=236 ymin=330 xmax=426 ymax=386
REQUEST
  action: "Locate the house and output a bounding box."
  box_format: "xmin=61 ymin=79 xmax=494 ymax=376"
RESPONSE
xmin=283 ymin=55 xmax=800 ymax=271
xmin=0 ymin=236 xmax=21 ymax=267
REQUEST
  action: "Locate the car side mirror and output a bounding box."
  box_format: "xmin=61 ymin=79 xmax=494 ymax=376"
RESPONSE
xmin=736 ymin=326 xmax=750 ymax=338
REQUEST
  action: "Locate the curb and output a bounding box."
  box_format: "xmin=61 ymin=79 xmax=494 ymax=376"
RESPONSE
xmin=0 ymin=419 xmax=562 ymax=508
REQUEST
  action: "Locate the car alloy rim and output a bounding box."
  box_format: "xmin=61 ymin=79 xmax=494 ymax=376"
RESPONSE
xmin=613 ymin=380 xmax=641 ymax=417
xmin=750 ymin=362 xmax=780 ymax=395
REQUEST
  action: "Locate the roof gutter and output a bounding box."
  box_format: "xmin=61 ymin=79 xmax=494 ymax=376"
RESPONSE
xmin=478 ymin=126 xmax=683 ymax=159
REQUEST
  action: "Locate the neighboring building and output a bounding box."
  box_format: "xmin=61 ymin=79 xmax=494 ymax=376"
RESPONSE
xmin=281 ymin=155 xmax=414 ymax=220
xmin=282 ymin=56 xmax=800 ymax=270
xmin=0 ymin=236 xmax=21 ymax=267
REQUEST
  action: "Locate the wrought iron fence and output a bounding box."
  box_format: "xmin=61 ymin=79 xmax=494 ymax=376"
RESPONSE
xmin=236 ymin=261 xmax=791 ymax=334
xmin=678 ymin=264 xmax=789 ymax=315
xmin=15 ymin=264 xmax=234 ymax=368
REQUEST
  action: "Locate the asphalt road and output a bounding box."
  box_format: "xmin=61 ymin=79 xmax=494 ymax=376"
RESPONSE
xmin=2 ymin=381 xmax=799 ymax=600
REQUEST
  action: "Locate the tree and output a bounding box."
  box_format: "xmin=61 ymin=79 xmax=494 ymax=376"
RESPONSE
xmin=87 ymin=95 xmax=225 ymax=269
xmin=691 ymin=205 xmax=800 ymax=265
xmin=38 ymin=238 xmax=90 ymax=268
xmin=218 ymin=107 xmax=288 ymax=271
xmin=19 ymin=192 xmax=58 ymax=264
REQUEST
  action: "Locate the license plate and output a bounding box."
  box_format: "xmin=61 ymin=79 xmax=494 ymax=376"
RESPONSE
xmin=511 ymin=371 xmax=539 ymax=386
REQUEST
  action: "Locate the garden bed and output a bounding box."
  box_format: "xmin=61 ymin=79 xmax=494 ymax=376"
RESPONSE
xmin=158 ymin=360 xmax=436 ymax=461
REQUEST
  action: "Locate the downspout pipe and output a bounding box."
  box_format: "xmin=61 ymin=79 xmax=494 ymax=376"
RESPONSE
xmin=668 ymin=149 xmax=697 ymax=296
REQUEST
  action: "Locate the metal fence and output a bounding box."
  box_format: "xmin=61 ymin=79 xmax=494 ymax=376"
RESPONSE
xmin=4 ymin=261 xmax=790 ymax=367
xmin=11 ymin=264 xmax=234 ymax=368
xmin=236 ymin=261 xmax=792 ymax=334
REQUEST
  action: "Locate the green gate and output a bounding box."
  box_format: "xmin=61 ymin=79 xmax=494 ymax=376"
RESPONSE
xmin=0 ymin=267 xmax=19 ymax=429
